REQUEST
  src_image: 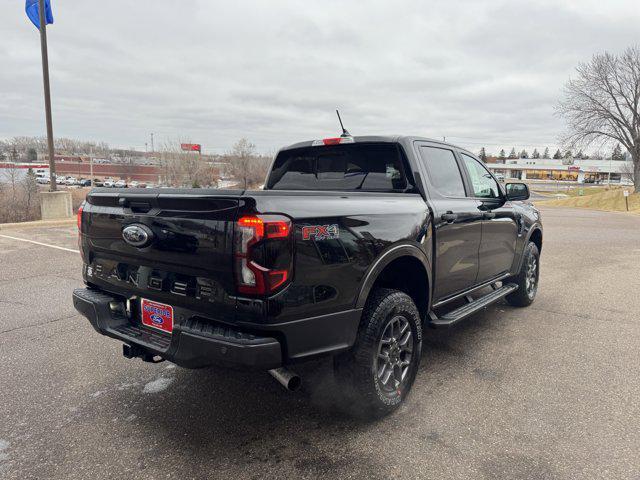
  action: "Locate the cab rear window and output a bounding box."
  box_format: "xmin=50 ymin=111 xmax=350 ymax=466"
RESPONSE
xmin=266 ymin=143 xmax=410 ymax=191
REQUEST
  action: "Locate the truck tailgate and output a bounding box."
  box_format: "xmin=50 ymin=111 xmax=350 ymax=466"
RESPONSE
xmin=81 ymin=189 xmax=242 ymax=323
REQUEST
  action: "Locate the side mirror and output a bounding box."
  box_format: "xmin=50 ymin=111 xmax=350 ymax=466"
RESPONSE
xmin=505 ymin=182 xmax=529 ymax=201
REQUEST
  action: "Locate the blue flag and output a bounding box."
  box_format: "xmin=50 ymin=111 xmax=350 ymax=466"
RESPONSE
xmin=25 ymin=0 xmax=54 ymax=29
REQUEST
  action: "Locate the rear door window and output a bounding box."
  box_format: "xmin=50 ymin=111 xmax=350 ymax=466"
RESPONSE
xmin=267 ymin=144 xmax=409 ymax=191
xmin=418 ymin=146 xmax=466 ymax=197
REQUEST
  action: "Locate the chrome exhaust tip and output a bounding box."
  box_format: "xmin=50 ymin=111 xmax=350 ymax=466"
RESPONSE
xmin=268 ymin=367 xmax=301 ymax=391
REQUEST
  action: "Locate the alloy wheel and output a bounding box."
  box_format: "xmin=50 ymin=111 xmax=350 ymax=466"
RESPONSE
xmin=525 ymin=254 xmax=538 ymax=297
xmin=375 ymin=315 xmax=414 ymax=395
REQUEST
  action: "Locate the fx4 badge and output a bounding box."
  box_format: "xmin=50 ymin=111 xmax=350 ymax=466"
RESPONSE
xmin=302 ymin=224 xmax=339 ymax=241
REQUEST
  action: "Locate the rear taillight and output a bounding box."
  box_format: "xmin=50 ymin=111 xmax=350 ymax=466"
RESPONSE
xmin=77 ymin=202 xmax=85 ymax=260
xmin=77 ymin=203 xmax=84 ymax=230
xmin=234 ymin=214 xmax=292 ymax=295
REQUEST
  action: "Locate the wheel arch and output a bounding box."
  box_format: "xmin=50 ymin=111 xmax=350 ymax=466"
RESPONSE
xmin=514 ymin=225 xmax=543 ymax=272
xmin=355 ymin=244 xmax=432 ymax=319
xmin=529 ymin=227 xmax=542 ymax=253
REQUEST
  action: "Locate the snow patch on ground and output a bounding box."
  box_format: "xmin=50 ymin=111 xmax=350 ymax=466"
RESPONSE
xmin=117 ymin=382 xmax=139 ymax=391
xmin=143 ymin=377 xmax=174 ymax=394
xmin=0 ymin=439 xmax=9 ymax=462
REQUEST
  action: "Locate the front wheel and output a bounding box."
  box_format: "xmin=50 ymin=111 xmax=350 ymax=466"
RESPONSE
xmin=334 ymin=288 xmax=422 ymax=417
xmin=506 ymin=241 xmax=540 ymax=307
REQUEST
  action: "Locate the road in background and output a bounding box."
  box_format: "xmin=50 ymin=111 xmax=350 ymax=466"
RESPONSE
xmin=1 ymin=207 xmax=639 ymax=479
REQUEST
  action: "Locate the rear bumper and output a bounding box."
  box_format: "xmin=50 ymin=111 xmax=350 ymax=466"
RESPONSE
xmin=72 ymin=287 xmax=361 ymax=370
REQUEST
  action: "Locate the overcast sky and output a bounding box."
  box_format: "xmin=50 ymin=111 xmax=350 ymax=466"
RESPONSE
xmin=1 ymin=0 xmax=639 ymax=155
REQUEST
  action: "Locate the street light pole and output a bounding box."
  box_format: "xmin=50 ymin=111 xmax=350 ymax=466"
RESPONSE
xmin=38 ymin=0 xmax=56 ymax=192
xmin=90 ymin=145 xmax=94 ymax=187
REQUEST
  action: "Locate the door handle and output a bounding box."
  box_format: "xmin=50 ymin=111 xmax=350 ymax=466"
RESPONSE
xmin=483 ymin=212 xmax=496 ymax=220
xmin=441 ymin=212 xmax=458 ymax=223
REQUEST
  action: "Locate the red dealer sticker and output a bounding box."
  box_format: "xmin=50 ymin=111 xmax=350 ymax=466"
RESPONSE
xmin=141 ymin=299 xmax=174 ymax=334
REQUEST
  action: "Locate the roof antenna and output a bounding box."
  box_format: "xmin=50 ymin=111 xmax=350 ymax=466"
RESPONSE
xmin=336 ymin=109 xmax=351 ymax=137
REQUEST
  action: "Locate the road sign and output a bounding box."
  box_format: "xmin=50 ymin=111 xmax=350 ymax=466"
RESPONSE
xmin=623 ymin=190 xmax=630 ymax=211
xmin=180 ymin=143 xmax=201 ymax=152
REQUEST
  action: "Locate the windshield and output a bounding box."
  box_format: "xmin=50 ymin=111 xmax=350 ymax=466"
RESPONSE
xmin=266 ymin=143 xmax=410 ymax=191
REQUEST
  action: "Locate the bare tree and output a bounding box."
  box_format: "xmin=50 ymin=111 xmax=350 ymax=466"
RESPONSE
xmin=229 ymin=138 xmax=256 ymax=189
xmin=158 ymin=140 xmax=218 ymax=188
xmin=2 ymin=162 xmax=20 ymax=203
xmin=620 ymin=161 xmax=636 ymax=185
xmin=557 ymin=46 xmax=640 ymax=192
xmin=0 ymin=166 xmax=43 ymax=223
xmin=226 ymin=138 xmax=270 ymax=189
xmin=22 ymin=169 xmax=39 ymax=219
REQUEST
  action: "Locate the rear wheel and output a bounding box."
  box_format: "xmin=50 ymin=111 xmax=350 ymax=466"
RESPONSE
xmin=334 ymin=288 xmax=422 ymax=417
xmin=506 ymin=241 xmax=540 ymax=307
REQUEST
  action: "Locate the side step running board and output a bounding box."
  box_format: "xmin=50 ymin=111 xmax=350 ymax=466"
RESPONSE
xmin=428 ymin=283 xmax=518 ymax=328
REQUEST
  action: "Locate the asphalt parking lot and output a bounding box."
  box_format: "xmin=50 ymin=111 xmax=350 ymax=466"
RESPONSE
xmin=1 ymin=206 xmax=639 ymax=480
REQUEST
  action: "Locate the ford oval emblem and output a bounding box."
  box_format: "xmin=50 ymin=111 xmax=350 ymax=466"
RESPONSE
xmin=122 ymin=224 xmax=154 ymax=248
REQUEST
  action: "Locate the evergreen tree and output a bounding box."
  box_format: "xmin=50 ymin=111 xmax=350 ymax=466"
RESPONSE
xmin=27 ymin=148 xmax=37 ymax=162
xmin=532 ymin=148 xmax=540 ymax=159
xmin=575 ymin=150 xmax=583 ymax=159
xmin=479 ymin=147 xmax=487 ymax=162
xmin=543 ymin=147 xmax=550 ymax=159
xmin=498 ymin=149 xmax=506 ymax=161
xmin=520 ymin=149 xmax=529 ymax=159
xmin=508 ymin=148 xmax=517 ymax=159
xmin=612 ymin=143 xmax=624 ymax=160
xmin=552 ymin=149 xmax=562 ymax=159
xmin=563 ymin=150 xmax=573 ymax=158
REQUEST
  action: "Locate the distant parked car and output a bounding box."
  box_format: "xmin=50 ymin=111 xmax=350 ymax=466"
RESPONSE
xmin=102 ymin=179 xmax=115 ymax=188
xmin=494 ymin=173 xmax=505 ymax=182
xmin=65 ymin=177 xmax=78 ymax=186
xmin=128 ymin=181 xmax=140 ymax=188
xmin=114 ymin=179 xmax=127 ymax=188
xmin=36 ymin=176 xmax=50 ymax=184
xmin=92 ymin=179 xmax=104 ymax=187
xmin=79 ymin=179 xmax=92 ymax=187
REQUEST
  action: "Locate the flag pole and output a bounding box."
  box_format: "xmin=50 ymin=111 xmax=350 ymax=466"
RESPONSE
xmin=38 ymin=0 xmax=57 ymax=192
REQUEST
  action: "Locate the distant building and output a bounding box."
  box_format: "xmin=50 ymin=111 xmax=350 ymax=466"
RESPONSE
xmin=53 ymin=160 xmax=162 ymax=182
xmin=0 ymin=162 xmax=49 ymax=183
xmin=485 ymin=157 xmax=633 ymax=184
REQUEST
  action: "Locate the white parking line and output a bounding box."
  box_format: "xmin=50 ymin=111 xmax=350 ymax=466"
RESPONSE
xmin=0 ymin=234 xmax=79 ymax=254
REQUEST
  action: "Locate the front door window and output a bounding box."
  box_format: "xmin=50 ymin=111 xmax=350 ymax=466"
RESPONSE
xmin=461 ymin=154 xmax=500 ymax=199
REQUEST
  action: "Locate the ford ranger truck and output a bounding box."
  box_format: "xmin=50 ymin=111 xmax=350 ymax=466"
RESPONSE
xmin=73 ymin=135 xmax=542 ymax=416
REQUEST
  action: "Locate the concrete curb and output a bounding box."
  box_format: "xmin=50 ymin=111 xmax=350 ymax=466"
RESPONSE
xmin=536 ymin=203 xmax=640 ymax=215
xmin=0 ymin=218 xmax=76 ymax=231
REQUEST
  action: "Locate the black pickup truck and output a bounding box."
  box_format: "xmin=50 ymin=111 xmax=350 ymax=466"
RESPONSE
xmin=73 ymin=135 xmax=542 ymax=416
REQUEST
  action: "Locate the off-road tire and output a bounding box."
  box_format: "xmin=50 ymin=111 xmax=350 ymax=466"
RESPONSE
xmin=506 ymin=241 xmax=540 ymax=307
xmin=334 ymin=288 xmax=422 ymax=418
